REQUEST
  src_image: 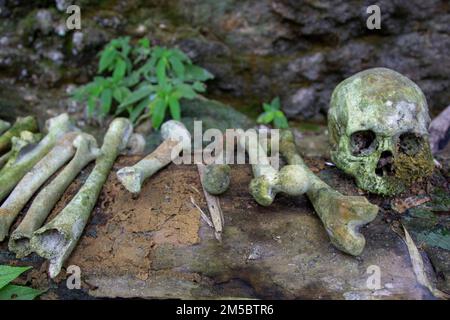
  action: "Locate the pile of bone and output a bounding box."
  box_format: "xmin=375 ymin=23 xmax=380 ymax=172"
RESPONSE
xmin=0 ymin=114 xmax=137 ymax=278
xmin=114 ymin=119 xmax=379 ymax=256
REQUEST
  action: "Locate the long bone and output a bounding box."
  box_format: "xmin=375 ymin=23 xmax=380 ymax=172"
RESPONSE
xmin=239 ymin=131 xmax=310 ymax=206
xmin=279 ymin=130 xmax=378 ymax=256
xmin=0 ymin=120 xmax=10 ymax=135
xmin=9 ymin=133 xmax=100 ymax=257
xmin=0 ymin=116 xmax=38 ymax=154
xmin=0 ymin=114 xmax=74 ymax=203
xmin=0 ymin=132 xmax=81 ymax=241
xmin=30 ymin=118 xmax=132 ymax=278
xmin=117 ymin=120 xmax=191 ymax=194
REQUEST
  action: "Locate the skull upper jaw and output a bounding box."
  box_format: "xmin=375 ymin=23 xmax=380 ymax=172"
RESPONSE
xmin=330 ymin=136 xmax=434 ymax=196
xmin=331 ymin=149 xmax=406 ymax=196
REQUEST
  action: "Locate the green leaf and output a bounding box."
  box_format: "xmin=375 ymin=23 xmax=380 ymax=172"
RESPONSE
xmin=273 ymin=111 xmax=289 ymax=129
xmin=184 ymin=65 xmax=214 ymax=82
xmin=0 ymin=265 xmax=31 ymax=290
xmin=151 ymin=98 xmax=167 ymax=129
xmin=192 ymin=81 xmax=206 ymax=92
xmin=100 ymin=88 xmax=112 ymax=115
xmin=169 ymin=56 xmax=185 ymax=79
xmin=171 ymin=48 xmax=190 ymax=63
xmin=156 ymin=58 xmax=167 ymax=84
xmin=168 ymin=95 xmax=181 ymax=120
xmin=113 ymin=59 xmax=127 ymax=82
xmin=271 ymin=97 xmax=281 ymax=110
xmin=119 ymin=85 xmax=154 ymax=109
xmin=87 ymin=96 xmax=97 ymax=117
xmin=129 ymin=98 xmax=149 ymax=123
xmin=138 ymin=38 xmax=150 ymax=48
xmin=0 ymin=284 xmax=44 ymax=300
xmin=257 ymin=112 xmax=274 ymax=124
xmin=175 ymin=84 xmax=197 ymax=99
xmin=262 ymin=103 xmax=272 ymax=112
xmin=99 ymin=47 xmax=116 ymax=73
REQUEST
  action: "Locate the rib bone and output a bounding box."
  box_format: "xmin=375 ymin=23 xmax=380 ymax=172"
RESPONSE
xmin=279 ymin=130 xmax=378 ymax=256
xmin=0 ymin=132 xmax=80 ymax=241
xmin=30 ymin=118 xmax=132 ymax=278
xmin=9 ymin=133 xmax=100 ymax=257
xmin=0 ymin=116 xmax=38 ymax=154
xmin=117 ymin=120 xmax=190 ymax=194
xmin=0 ymin=114 xmax=74 ymax=203
xmin=239 ymin=132 xmax=310 ymax=206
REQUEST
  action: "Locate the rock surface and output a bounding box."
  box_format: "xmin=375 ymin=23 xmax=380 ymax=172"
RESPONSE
xmin=0 ymin=0 xmax=449 ymax=120
xmin=0 ymin=146 xmax=448 ymax=299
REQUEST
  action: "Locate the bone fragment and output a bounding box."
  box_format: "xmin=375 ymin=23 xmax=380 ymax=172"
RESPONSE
xmin=124 ymin=133 xmax=146 ymax=155
xmin=117 ymin=120 xmax=190 ymax=194
xmin=0 ymin=131 xmax=42 ymax=172
xmin=279 ymin=129 xmax=378 ymax=256
xmin=0 ymin=132 xmax=81 ymax=241
xmin=239 ymin=131 xmax=310 ymax=206
xmin=9 ymin=133 xmax=100 ymax=257
xmin=202 ymin=134 xmax=232 ymax=195
xmin=0 ymin=120 xmax=10 ymax=135
xmin=0 ymin=151 xmax=11 ymax=170
xmin=198 ymin=163 xmax=224 ymax=241
xmin=0 ymin=116 xmax=38 ymax=154
xmin=0 ymin=114 xmax=74 ymax=203
xmin=30 ymin=118 xmax=132 ymax=278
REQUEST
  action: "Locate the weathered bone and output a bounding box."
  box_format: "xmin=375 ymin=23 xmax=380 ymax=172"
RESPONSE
xmin=0 ymin=116 xmax=38 ymax=154
xmin=202 ymin=164 xmax=231 ymax=195
xmin=124 ymin=133 xmax=146 ymax=155
xmin=0 ymin=131 xmax=42 ymax=172
xmin=0 ymin=114 xmax=74 ymax=203
xmin=0 ymin=120 xmax=10 ymax=135
xmin=9 ymin=133 xmax=100 ymax=257
xmin=117 ymin=120 xmax=190 ymax=194
xmin=0 ymin=131 xmax=40 ymax=170
xmin=279 ymin=130 xmax=378 ymax=256
xmin=239 ymin=132 xmax=309 ymax=206
xmin=0 ymin=132 xmax=80 ymax=241
xmin=30 ymin=118 xmax=132 ymax=278
xmin=202 ymin=134 xmax=231 ymax=195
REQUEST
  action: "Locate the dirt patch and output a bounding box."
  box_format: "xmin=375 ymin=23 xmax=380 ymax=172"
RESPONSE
xmin=56 ymin=156 xmax=203 ymax=283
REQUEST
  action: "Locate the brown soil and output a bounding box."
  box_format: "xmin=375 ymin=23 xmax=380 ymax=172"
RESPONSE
xmin=60 ymin=156 xmax=203 ymax=283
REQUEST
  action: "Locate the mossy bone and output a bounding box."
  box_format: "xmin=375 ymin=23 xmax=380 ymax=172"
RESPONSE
xmin=279 ymin=130 xmax=379 ymax=256
xmin=0 ymin=114 xmax=74 ymax=204
xmin=328 ymin=68 xmax=434 ymax=195
xmin=117 ymin=120 xmax=191 ymax=194
xmin=0 ymin=132 xmax=82 ymax=241
xmin=239 ymin=131 xmax=310 ymax=206
xmin=9 ymin=133 xmax=100 ymax=258
xmin=30 ymin=118 xmax=132 ymax=278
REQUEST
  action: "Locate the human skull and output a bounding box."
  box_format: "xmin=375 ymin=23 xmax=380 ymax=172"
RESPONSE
xmin=328 ymin=68 xmax=434 ymax=195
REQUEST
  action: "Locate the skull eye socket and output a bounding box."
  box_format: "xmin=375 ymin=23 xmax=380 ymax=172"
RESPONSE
xmin=398 ymin=132 xmax=422 ymax=156
xmin=350 ymin=130 xmax=377 ymax=156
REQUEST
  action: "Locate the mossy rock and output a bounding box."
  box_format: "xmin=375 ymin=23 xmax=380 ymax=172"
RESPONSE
xmin=144 ymin=97 xmax=254 ymax=152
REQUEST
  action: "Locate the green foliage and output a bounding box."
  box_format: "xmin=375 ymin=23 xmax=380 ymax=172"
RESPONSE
xmin=0 ymin=265 xmax=44 ymax=300
xmin=256 ymin=97 xmax=289 ymax=129
xmin=73 ymin=37 xmax=214 ymax=128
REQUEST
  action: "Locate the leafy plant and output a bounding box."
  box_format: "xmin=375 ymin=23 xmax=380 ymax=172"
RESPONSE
xmin=73 ymin=37 xmax=214 ymax=128
xmin=0 ymin=265 xmax=44 ymax=300
xmin=256 ymin=97 xmax=289 ymax=129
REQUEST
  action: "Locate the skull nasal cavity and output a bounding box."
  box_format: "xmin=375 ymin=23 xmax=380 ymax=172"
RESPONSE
xmin=375 ymin=151 xmax=395 ymax=177
xmin=398 ymin=132 xmax=422 ymax=156
xmin=350 ymin=130 xmax=377 ymax=156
